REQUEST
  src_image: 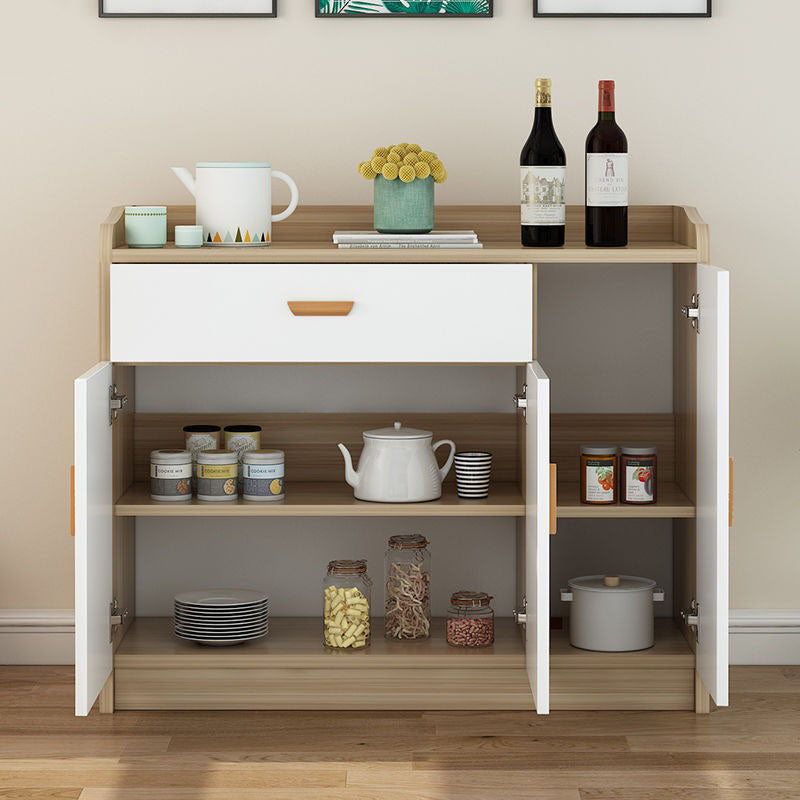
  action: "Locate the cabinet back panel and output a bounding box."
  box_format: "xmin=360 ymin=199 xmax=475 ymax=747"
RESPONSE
xmin=131 ymin=412 xmax=675 ymax=485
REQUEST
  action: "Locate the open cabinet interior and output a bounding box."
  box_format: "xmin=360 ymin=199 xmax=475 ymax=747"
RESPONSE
xmin=75 ymin=205 xmax=727 ymax=716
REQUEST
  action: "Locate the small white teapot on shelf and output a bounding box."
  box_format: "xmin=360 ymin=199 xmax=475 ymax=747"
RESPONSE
xmin=338 ymin=421 xmax=456 ymax=503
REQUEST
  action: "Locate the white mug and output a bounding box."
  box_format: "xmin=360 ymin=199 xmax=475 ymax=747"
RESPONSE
xmin=171 ymin=162 xmax=299 ymax=246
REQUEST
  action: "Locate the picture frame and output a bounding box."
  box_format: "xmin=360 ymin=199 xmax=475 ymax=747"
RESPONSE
xmin=317 ymin=1 xmax=493 ymax=18
xmin=533 ymin=0 xmax=710 ymax=17
xmin=99 ymin=0 xmax=277 ymax=18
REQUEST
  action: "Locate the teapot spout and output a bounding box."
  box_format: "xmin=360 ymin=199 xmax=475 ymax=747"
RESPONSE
xmin=171 ymin=166 xmax=196 ymax=198
xmin=338 ymin=443 xmax=360 ymax=488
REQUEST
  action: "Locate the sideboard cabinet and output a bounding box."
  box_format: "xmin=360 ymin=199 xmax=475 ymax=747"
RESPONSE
xmin=74 ymin=205 xmax=729 ymax=715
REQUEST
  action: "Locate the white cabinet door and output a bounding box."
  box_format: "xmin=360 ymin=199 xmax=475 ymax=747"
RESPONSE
xmin=74 ymin=362 xmax=114 ymax=716
xmin=696 ymin=264 xmax=730 ymax=707
xmin=525 ymin=362 xmax=550 ymax=714
xmin=109 ymin=263 xmax=533 ymax=363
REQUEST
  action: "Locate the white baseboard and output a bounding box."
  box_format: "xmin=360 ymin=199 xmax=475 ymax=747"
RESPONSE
xmin=0 ymin=610 xmax=75 ymax=665
xmin=730 ymin=609 xmax=800 ymax=665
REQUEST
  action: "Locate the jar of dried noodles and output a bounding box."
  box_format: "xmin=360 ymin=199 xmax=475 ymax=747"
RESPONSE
xmin=384 ymin=534 xmax=431 ymax=640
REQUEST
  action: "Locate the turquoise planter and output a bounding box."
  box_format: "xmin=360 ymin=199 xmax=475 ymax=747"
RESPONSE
xmin=373 ymin=175 xmax=434 ymax=233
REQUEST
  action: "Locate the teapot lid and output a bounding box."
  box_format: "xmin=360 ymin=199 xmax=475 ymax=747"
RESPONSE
xmin=363 ymin=421 xmax=432 ymax=440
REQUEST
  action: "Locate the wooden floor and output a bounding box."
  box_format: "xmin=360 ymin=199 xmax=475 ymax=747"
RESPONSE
xmin=1 ymin=666 xmax=800 ymax=799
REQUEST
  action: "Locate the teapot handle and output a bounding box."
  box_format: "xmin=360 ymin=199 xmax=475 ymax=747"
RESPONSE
xmin=433 ymin=439 xmax=456 ymax=482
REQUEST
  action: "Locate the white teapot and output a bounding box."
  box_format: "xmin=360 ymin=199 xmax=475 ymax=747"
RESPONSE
xmin=338 ymin=422 xmax=456 ymax=503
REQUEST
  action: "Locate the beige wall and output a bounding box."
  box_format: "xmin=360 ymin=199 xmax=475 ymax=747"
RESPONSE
xmin=0 ymin=1 xmax=797 ymax=611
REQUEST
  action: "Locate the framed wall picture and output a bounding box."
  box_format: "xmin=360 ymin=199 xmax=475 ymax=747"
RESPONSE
xmin=534 ymin=0 xmax=710 ymax=17
xmin=317 ymin=1 xmax=492 ymax=17
xmin=100 ymin=0 xmax=276 ymax=18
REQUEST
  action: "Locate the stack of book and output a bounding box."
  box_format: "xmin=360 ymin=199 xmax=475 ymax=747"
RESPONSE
xmin=333 ymin=231 xmax=481 ymax=249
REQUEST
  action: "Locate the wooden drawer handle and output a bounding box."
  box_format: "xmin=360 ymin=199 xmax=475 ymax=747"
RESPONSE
xmin=549 ymin=464 xmax=557 ymax=535
xmin=288 ymin=301 xmax=354 ymax=317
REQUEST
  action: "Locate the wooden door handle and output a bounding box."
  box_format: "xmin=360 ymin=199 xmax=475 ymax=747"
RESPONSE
xmin=549 ymin=463 xmax=557 ymax=535
xmin=288 ymin=301 xmax=354 ymax=317
xmin=69 ymin=465 xmax=75 ymax=537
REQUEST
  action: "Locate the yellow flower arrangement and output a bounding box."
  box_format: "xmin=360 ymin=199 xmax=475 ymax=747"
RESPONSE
xmin=358 ymin=143 xmax=447 ymax=184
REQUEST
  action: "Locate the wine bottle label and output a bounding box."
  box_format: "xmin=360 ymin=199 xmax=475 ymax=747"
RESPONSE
xmin=586 ymin=153 xmax=628 ymax=207
xmin=521 ymin=166 xmax=566 ymax=226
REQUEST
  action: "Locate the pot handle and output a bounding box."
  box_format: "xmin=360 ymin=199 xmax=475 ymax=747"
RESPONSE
xmin=560 ymin=589 xmax=573 ymax=602
xmin=653 ymin=587 xmax=665 ymax=602
xmin=433 ymin=439 xmax=456 ymax=482
xmin=271 ymin=170 xmax=300 ymax=222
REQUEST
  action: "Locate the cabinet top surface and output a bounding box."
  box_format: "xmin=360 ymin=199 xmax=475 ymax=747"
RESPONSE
xmin=105 ymin=204 xmax=708 ymax=265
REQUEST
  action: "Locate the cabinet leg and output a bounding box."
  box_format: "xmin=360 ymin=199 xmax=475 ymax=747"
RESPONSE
xmin=694 ymin=670 xmax=710 ymax=714
xmin=99 ymin=671 xmax=114 ymax=714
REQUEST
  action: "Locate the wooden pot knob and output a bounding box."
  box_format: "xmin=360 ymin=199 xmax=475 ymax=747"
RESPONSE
xmin=603 ymin=575 xmax=620 ymax=587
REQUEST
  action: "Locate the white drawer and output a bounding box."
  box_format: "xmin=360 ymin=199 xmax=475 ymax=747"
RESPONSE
xmin=110 ymin=263 xmax=533 ymax=363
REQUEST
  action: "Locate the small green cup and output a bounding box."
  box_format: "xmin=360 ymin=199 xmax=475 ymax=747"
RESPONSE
xmin=373 ymin=176 xmax=434 ymax=234
xmin=125 ymin=206 xmax=167 ymax=249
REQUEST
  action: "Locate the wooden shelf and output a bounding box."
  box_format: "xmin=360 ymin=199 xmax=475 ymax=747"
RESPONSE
xmin=115 ymin=480 xmax=694 ymax=519
xmin=556 ymin=481 xmax=695 ymax=518
xmin=551 ymin=619 xmax=695 ymax=669
xmin=115 ymin=481 xmax=525 ymax=517
xmin=114 ymin=617 xmax=532 ymax=711
xmin=107 ymin=205 xmax=708 ymax=266
xmin=116 ymin=616 xmax=525 ymax=669
xmin=112 ymin=239 xmax=699 ymax=264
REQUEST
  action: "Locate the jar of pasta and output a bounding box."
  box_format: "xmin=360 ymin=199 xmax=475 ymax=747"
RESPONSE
xmin=385 ymin=534 xmax=430 ymax=640
xmin=446 ymin=590 xmax=494 ymax=648
xmin=196 ymin=450 xmax=238 ymax=502
xmin=322 ymin=560 xmax=372 ymax=649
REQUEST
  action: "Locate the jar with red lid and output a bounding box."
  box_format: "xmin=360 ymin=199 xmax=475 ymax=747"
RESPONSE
xmin=580 ymin=445 xmax=618 ymax=504
xmin=620 ymin=445 xmax=657 ymax=504
xmin=446 ymin=590 xmax=494 ymax=648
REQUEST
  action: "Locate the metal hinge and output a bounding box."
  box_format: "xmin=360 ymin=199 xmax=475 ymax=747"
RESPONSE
xmin=681 ymin=598 xmax=699 ymax=641
xmin=513 ymin=596 xmax=527 ymax=625
xmin=681 ymin=293 xmax=700 ymax=332
xmin=109 ymin=384 xmax=128 ymax=425
xmin=513 ymin=384 xmax=528 ymax=417
xmin=110 ymin=599 xmax=128 ymax=642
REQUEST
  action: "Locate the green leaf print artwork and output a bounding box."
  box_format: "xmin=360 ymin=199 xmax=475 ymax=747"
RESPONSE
xmin=318 ymin=0 xmax=491 ymax=16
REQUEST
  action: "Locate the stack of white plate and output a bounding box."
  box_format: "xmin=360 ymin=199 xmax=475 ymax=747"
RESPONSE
xmin=454 ymin=451 xmax=493 ymax=499
xmin=173 ymin=588 xmax=269 ymax=646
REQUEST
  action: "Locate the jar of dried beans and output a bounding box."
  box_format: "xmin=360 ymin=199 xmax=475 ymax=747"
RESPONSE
xmin=322 ymin=560 xmax=372 ymax=649
xmin=446 ymin=590 xmax=494 ymax=648
xmin=385 ymin=534 xmax=430 ymax=640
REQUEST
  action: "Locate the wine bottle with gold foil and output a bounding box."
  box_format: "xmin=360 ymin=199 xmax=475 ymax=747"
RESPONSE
xmin=585 ymin=79 xmax=628 ymax=247
xmin=520 ymin=78 xmax=566 ymax=247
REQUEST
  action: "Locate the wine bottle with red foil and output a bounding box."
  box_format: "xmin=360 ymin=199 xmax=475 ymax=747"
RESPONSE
xmin=520 ymin=77 xmax=566 ymax=247
xmin=585 ymin=80 xmax=628 ymax=247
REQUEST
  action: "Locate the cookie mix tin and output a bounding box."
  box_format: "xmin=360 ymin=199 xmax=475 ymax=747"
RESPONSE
xmin=150 ymin=449 xmax=192 ymax=502
xmin=242 ymin=449 xmax=285 ymax=502
xmin=196 ymin=449 xmax=239 ymax=502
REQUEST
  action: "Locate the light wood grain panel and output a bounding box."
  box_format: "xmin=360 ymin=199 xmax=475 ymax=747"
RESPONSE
xmin=115 ymin=617 xmax=524 ymax=670
xmin=114 ymin=481 xmax=524 ymax=518
xmin=550 ymin=414 xmax=676 ymax=483
xmin=556 ymin=482 xmax=693 ymax=518
xmin=107 ymin=205 xmax=700 ymax=264
xmin=132 ymin=412 xmax=519 ymax=484
xmin=99 ymin=206 xmax=125 ymax=361
xmin=550 ymin=668 xmax=694 ymax=711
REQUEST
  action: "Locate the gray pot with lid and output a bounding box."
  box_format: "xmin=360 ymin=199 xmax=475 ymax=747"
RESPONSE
xmin=561 ymin=574 xmax=665 ymax=652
